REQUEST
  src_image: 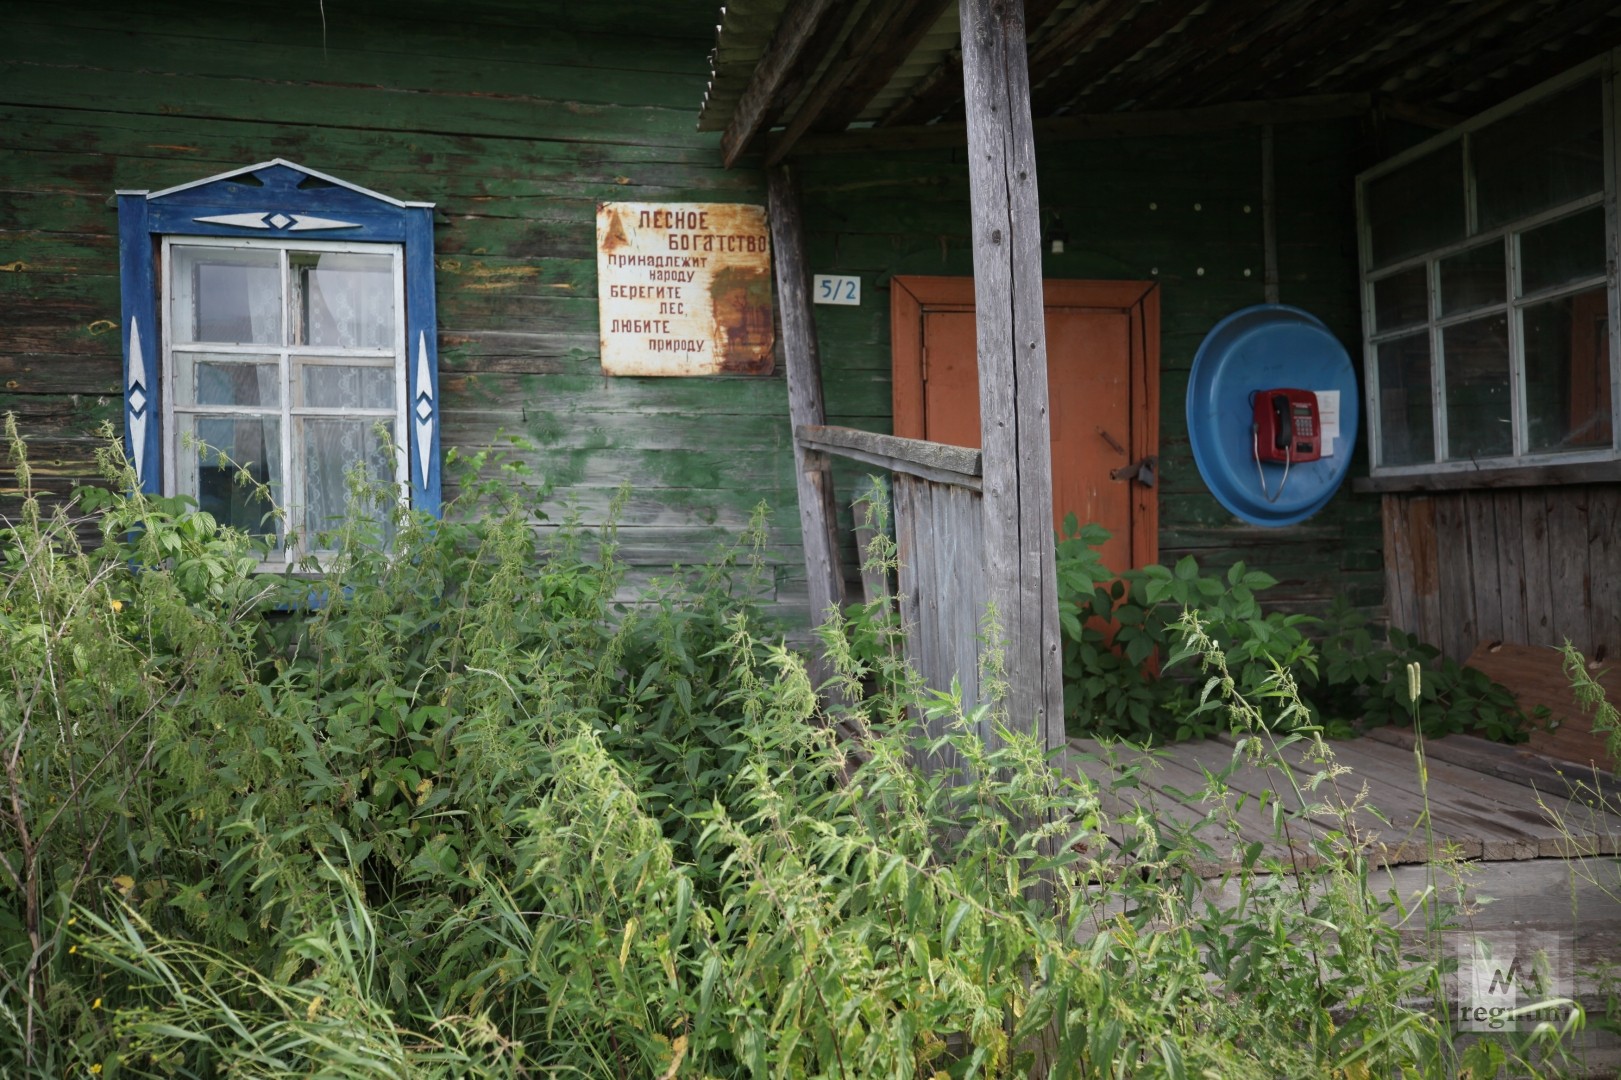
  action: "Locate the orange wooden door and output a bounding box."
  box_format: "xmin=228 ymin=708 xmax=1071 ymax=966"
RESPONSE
xmin=892 ymin=277 xmax=1159 ymax=573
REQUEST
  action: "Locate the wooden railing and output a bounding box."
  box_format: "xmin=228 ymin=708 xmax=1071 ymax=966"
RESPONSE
xmin=796 ymin=425 xmax=994 ymax=771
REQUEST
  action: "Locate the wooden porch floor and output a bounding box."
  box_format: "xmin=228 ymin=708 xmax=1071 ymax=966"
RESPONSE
xmin=1069 ymin=728 xmax=1621 ymax=1074
xmin=1068 ymin=727 xmax=1621 ymax=874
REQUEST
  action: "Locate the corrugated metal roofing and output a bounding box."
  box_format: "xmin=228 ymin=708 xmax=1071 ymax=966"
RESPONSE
xmin=700 ymin=0 xmax=1621 ymax=155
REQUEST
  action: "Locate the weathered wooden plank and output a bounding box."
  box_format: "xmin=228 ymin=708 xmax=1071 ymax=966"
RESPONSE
xmin=0 ymin=61 xmax=714 ymax=150
xmin=1029 ymin=0 xmax=1207 ymax=115
xmin=1493 ymin=490 xmax=1529 ymax=643
xmin=941 ymin=483 xmax=984 ymax=752
xmin=1152 ymin=736 xmax=1336 ymax=865
xmin=9 ymin=0 xmax=714 ymax=70
xmin=765 ymin=0 xmax=953 ymax=164
xmin=1431 ymin=495 xmax=1475 ymax=661
xmin=960 ymin=0 xmax=1063 ymax=750
xmin=807 ymin=0 xmax=955 ymax=134
xmin=1548 ymin=488 xmax=1593 ymax=655
xmin=0 ymin=20 xmax=710 ymax=112
xmin=1588 ymin=486 xmax=1620 ymax=665
xmin=1406 ymin=497 xmax=1444 ymax=648
xmin=926 ymin=480 xmax=965 ymax=773
xmin=1354 ymin=459 xmax=1621 ymax=493
xmin=720 ymin=0 xmax=853 ymax=166
xmin=893 ymin=475 xmax=926 ymax=700
xmin=1522 ymin=488 xmax=1556 ymax=642
xmin=1464 ymin=490 xmax=1503 ymax=644
xmin=1364 ymin=726 xmax=1621 ymax=847
xmin=795 ymin=424 xmax=982 ymax=484
xmin=791 ymin=93 xmax=1372 ymax=156
xmin=1382 ymin=495 xmax=1418 ymax=634
xmin=1323 ymin=738 xmax=1545 ymax=860
xmin=957 ymin=483 xmax=989 ymax=742
xmin=768 ymin=166 xmax=846 ymax=691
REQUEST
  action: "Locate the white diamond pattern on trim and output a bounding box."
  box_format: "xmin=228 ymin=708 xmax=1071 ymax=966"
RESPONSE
xmin=414 ymin=331 xmax=434 ymax=483
xmin=287 ymin=214 xmax=361 ymax=231
xmin=192 ymin=212 xmax=272 ymax=229
xmin=268 ymin=213 xmax=293 ymax=229
xmin=127 ymin=318 xmax=147 ymax=484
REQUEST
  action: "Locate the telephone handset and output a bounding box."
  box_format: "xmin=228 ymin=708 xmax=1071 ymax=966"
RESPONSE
xmin=1250 ymin=388 xmax=1321 ymax=503
xmin=1252 ymin=388 xmax=1321 ymax=464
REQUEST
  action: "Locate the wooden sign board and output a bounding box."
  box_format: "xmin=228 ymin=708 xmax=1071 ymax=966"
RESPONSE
xmin=596 ymin=202 xmax=774 ymax=376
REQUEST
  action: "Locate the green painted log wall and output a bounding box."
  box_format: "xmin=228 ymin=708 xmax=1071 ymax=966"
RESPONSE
xmin=795 ymin=123 xmax=1386 ymax=612
xmin=0 ymin=0 xmax=1386 ymax=627
xmin=0 ymin=0 xmax=810 ymax=618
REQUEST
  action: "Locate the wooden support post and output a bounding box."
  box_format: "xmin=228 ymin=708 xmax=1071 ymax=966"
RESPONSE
xmin=767 ymin=165 xmax=847 ymax=694
xmin=959 ymin=0 xmax=1063 ymax=750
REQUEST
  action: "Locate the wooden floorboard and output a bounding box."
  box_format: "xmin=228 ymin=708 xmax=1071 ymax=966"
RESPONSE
xmin=1068 ymin=729 xmax=1621 ymax=875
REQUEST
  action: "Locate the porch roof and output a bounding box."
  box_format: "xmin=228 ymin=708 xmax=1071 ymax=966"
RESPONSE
xmin=699 ymin=0 xmax=1621 ymax=165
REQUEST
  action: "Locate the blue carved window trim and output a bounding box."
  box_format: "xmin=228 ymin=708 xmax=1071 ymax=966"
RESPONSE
xmin=116 ymin=159 xmax=441 ymax=529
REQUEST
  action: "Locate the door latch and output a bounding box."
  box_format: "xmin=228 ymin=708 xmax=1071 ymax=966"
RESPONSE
xmin=1109 ymin=455 xmax=1157 ymax=487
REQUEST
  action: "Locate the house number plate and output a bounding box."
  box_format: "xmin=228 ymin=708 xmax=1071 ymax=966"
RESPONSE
xmin=813 ymin=274 xmax=860 ymax=306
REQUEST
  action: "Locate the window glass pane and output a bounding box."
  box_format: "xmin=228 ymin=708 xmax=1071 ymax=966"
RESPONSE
xmin=173 ymin=353 xmax=280 ymax=408
xmin=1374 ymin=266 xmax=1428 ymax=332
xmin=1519 ymin=206 xmax=1605 ymax=296
xmin=171 ymin=246 xmax=282 ymax=345
xmin=1475 ymin=79 xmax=1603 ymax=231
xmin=180 ymin=414 xmax=283 ymax=542
xmin=1376 ymin=334 xmax=1434 ymax=466
xmin=293 ymin=251 xmax=396 ymax=349
xmin=1443 ymin=314 xmax=1512 ymax=460
xmin=1525 ymin=286 xmax=1614 ymax=453
xmin=1365 ymin=143 xmax=1466 ymax=268
xmin=1439 ymin=242 xmax=1505 ymax=316
xmin=297 ymin=361 xmax=396 ymax=410
xmin=300 ymin=419 xmax=398 ymax=547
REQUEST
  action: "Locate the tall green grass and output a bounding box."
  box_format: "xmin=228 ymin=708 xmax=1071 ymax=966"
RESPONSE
xmin=0 ymin=426 xmax=1582 ymax=1077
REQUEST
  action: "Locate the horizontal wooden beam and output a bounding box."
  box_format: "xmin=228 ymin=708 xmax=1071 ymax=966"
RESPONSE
xmin=795 ymin=424 xmax=983 ymax=488
xmin=1353 ymin=459 xmax=1621 ymax=494
xmin=774 ymin=92 xmax=1373 ymax=157
xmin=721 ymin=0 xmax=853 ymax=168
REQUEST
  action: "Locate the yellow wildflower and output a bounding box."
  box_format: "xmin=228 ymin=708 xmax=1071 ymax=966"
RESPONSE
xmin=109 ymin=599 xmax=123 ymax=613
xmin=92 ymin=998 xmax=101 ymax=1010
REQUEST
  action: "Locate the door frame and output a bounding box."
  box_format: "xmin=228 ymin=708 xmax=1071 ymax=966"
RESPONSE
xmin=890 ymin=275 xmax=1161 ymax=569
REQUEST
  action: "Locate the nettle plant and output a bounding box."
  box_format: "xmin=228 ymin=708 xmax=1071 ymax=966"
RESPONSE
xmin=0 ymin=427 xmax=1575 ymax=1079
xmin=1055 ymin=515 xmax=1529 ymax=743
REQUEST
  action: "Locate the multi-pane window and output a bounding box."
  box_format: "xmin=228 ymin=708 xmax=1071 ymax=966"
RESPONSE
xmin=1359 ymin=72 xmax=1617 ymax=478
xmin=163 ymin=238 xmax=408 ymax=563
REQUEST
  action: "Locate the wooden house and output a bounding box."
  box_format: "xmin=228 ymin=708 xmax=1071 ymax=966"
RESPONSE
xmin=3 ymin=0 xmax=1620 ymax=741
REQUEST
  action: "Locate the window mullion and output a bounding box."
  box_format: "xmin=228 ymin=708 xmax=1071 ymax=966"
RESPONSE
xmin=161 ymin=237 xmax=177 ymax=498
xmin=1463 ymin=131 xmax=1478 ymax=237
xmin=1607 ymin=68 xmax=1621 ymax=453
xmin=280 ymin=249 xmax=295 ymax=565
xmin=1507 ymin=233 xmax=1528 ymax=458
xmin=1428 ymin=259 xmax=1447 ymax=462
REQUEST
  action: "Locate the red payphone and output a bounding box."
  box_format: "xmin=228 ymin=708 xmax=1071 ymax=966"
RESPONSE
xmin=1250 ymin=389 xmax=1321 ymax=502
xmin=1252 ymin=388 xmax=1321 ymax=463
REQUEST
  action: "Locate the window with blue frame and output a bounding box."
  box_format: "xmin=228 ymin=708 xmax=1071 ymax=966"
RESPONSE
xmin=117 ymin=160 xmax=440 ymax=566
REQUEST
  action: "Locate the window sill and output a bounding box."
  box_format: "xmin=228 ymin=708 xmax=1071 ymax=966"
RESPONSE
xmin=1352 ymin=458 xmax=1621 ymax=493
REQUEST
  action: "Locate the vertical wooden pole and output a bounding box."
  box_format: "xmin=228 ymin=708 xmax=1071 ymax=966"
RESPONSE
xmin=768 ymin=164 xmax=847 ymax=694
xmin=959 ymin=0 xmax=1063 ymax=750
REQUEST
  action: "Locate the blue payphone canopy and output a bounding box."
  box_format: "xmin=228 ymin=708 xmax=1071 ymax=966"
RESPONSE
xmin=1186 ymin=305 xmax=1359 ymax=527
